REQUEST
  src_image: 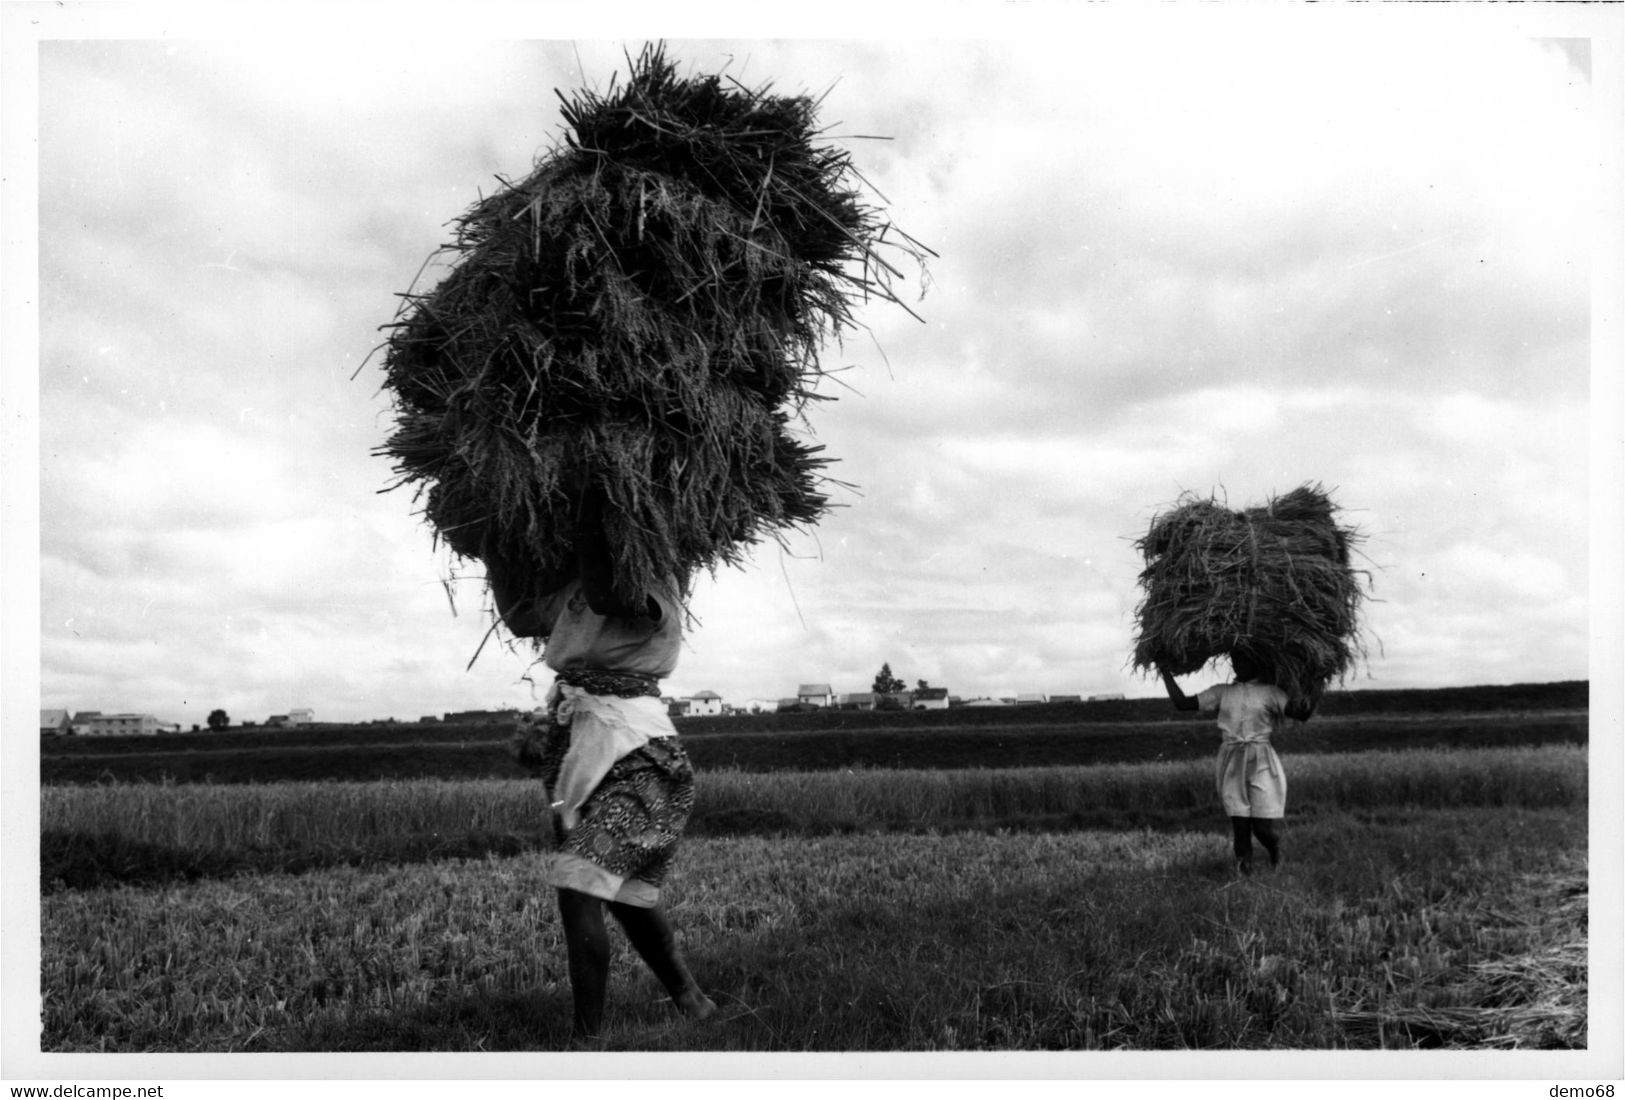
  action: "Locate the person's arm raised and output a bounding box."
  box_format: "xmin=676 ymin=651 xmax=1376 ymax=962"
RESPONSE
xmin=1161 ymin=667 xmax=1200 ymax=712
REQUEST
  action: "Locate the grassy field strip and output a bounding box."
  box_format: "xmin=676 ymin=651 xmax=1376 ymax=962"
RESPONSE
xmin=39 ymin=807 xmax=1585 ymax=1052
xmin=698 ymin=744 xmax=1585 ymax=832
xmin=39 ymin=715 xmax=1587 ymax=787
xmin=42 ymin=736 xmax=509 ymax=761
xmin=42 ymin=745 xmax=1586 ymax=860
xmin=37 ymin=707 xmax=1589 ymax=760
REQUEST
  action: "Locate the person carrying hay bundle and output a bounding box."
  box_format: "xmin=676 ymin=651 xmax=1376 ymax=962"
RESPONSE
xmin=1133 ymin=484 xmax=1368 ymax=873
xmin=1160 ymin=651 xmax=1313 ymax=874
xmin=496 ymin=483 xmax=715 ymax=1038
xmin=375 ymin=44 xmax=926 ymax=1042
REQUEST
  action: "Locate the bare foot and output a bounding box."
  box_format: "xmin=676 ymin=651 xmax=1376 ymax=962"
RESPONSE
xmin=675 ymin=988 xmax=718 ymax=1021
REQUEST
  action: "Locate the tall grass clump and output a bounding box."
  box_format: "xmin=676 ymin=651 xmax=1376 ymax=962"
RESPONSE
xmin=41 ymin=747 xmax=1585 ymax=890
xmin=1286 ymin=747 xmax=1586 ymax=810
xmin=40 ymin=779 xmax=555 ymax=890
xmin=693 ymin=746 xmax=1584 ymax=833
xmin=42 ymin=778 xmax=552 ymax=851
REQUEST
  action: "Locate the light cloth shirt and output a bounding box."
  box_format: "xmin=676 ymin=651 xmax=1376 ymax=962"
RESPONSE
xmin=1197 ymin=680 xmax=1290 ymax=743
xmin=536 ymin=578 xmax=682 ymax=679
xmin=1196 ymin=680 xmax=1289 ymax=818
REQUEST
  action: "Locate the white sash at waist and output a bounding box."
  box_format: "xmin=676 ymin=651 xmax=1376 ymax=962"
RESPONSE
xmin=549 ymin=682 xmax=676 ymax=830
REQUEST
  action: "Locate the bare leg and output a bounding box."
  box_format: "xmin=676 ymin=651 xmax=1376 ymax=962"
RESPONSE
xmin=557 ymin=888 xmax=611 ymax=1039
xmin=608 ymin=901 xmax=716 ymax=1020
xmin=1230 ymin=816 xmax=1254 ymax=874
xmin=1251 ymin=817 xmax=1282 ymax=868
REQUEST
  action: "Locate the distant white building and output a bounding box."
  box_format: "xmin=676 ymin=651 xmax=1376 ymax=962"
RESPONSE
xmin=912 ymin=687 xmax=950 ymax=710
xmin=288 ymin=708 xmax=315 ymax=726
xmin=72 ymin=712 xmax=160 ymax=736
xmin=837 ymin=692 xmax=879 ymax=710
xmin=40 ymin=709 xmax=71 ymax=735
xmin=1015 ymin=692 xmax=1048 ymax=705
xmin=797 ymin=683 xmax=835 ymax=708
xmin=966 ymin=697 xmax=1011 ymax=707
xmin=1088 ymin=693 xmax=1126 ymax=702
xmin=684 ymin=691 xmax=723 ymax=716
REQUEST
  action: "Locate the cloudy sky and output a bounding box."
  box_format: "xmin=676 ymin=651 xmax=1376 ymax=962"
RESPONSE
xmin=7 ymin=5 xmax=1620 ymax=726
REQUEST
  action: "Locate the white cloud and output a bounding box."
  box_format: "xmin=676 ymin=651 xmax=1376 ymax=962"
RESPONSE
xmin=24 ymin=25 xmax=1611 ymax=720
xmin=1433 ymin=543 xmax=1573 ymax=604
xmin=44 ymin=423 xmax=309 ymax=531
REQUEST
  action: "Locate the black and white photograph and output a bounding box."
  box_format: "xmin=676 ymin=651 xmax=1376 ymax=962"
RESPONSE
xmin=3 ymin=1 xmax=1621 ymax=1092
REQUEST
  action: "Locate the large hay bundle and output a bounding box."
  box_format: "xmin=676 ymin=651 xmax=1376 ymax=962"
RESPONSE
xmin=1131 ymin=483 xmax=1369 ymax=705
xmin=376 ymin=44 xmax=926 ymax=606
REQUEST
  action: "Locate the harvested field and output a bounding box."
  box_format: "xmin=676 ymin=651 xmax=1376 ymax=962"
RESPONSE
xmin=40 ymin=802 xmax=1586 ymax=1051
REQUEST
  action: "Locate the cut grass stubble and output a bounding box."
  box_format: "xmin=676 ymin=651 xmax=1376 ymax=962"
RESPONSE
xmin=39 ymin=808 xmax=1587 ymax=1052
xmin=39 ymin=747 xmax=1589 ymax=1051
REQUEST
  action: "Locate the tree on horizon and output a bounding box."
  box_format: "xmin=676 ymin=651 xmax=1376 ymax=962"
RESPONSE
xmin=872 ymin=663 xmax=905 ymax=695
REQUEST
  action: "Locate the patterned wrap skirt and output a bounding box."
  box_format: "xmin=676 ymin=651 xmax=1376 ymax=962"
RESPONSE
xmin=515 ymin=669 xmax=696 ymax=907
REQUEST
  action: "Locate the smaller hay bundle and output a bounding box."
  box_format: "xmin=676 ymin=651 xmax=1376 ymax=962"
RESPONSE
xmin=1131 ymin=483 xmax=1368 ymax=705
xmin=376 ymin=43 xmax=928 ymax=607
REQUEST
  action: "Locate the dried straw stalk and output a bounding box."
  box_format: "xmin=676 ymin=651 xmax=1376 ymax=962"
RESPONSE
xmin=1336 ymin=863 xmax=1587 ymax=1049
xmin=376 ymin=43 xmax=929 ymax=604
xmin=1131 ymin=483 xmax=1370 ymax=704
